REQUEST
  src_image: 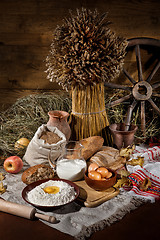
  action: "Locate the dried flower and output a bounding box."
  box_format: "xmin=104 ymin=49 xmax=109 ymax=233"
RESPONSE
xmin=46 ymin=8 xmax=128 ymax=90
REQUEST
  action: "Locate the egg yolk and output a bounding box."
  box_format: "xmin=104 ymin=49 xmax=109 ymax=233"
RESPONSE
xmin=43 ymin=186 xmax=60 ymax=194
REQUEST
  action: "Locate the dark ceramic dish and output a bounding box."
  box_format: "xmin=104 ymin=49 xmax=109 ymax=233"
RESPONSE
xmin=84 ymin=168 xmax=117 ymax=191
xmin=22 ymin=178 xmax=79 ymax=211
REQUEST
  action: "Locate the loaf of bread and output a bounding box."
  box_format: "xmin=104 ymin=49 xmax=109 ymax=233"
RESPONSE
xmin=22 ymin=164 xmax=55 ymax=185
xmin=78 ymin=136 xmax=104 ymax=160
xmin=89 ymin=146 xmax=126 ymax=171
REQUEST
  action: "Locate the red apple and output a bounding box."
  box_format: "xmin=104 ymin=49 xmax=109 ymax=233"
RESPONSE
xmin=3 ymin=156 xmax=23 ymax=174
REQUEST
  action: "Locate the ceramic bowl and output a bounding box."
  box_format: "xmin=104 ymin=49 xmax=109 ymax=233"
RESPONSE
xmin=84 ymin=168 xmax=117 ymax=191
xmin=22 ymin=178 xmax=79 ymax=211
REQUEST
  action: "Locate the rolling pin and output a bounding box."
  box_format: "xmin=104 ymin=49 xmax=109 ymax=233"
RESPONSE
xmin=0 ymin=197 xmax=57 ymax=223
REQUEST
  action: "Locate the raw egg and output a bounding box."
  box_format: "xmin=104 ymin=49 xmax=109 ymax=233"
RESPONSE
xmin=96 ymin=167 xmax=109 ymax=178
xmin=43 ymin=186 xmax=60 ymax=194
xmin=88 ymin=163 xmax=99 ymax=173
xmin=88 ymin=171 xmax=101 ymax=180
xmin=106 ymin=172 xmax=112 ymax=179
xmin=101 ymin=178 xmax=107 ymax=181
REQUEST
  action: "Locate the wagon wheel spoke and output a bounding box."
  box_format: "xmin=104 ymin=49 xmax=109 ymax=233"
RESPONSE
xmin=148 ymin=98 xmax=160 ymax=115
xmin=124 ymin=99 xmax=137 ymax=131
xmin=152 ymin=82 xmax=160 ymax=89
xmin=106 ymin=94 xmax=132 ymax=108
xmin=141 ymin=101 xmax=146 ymax=135
xmin=105 ymin=38 xmax=160 ymax=139
xmin=135 ymin=44 xmax=143 ymax=82
xmin=123 ymin=68 xmax=137 ymax=85
xmin=146 ymin=60 xmax=160 ymax=83
xmin=152 ymin=93 xmax=160 ymax=97
xmin=104 ymin=82 xmax=131 ymax=91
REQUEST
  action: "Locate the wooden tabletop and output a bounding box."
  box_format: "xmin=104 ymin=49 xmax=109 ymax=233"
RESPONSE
xmin=0 ymin=200 xmax=160 ymax=240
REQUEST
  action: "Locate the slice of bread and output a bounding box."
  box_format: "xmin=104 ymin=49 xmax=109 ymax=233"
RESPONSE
xmin=89 ymin=146 xmax=126 ymax=171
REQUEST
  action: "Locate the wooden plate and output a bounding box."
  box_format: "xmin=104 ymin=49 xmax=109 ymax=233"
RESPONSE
xmin=75 ymin=180 xmax=119 ymax=208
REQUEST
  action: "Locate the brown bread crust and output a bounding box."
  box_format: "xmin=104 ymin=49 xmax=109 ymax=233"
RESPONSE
xmin=21 ymin=164 xmax=54 ymax=185
xmin=79 ymin=136 xmax=104 ymax=160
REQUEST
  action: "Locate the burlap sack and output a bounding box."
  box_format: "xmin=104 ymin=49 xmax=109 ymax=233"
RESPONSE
xmin=23 ymin=124 xmax=66 ymax=166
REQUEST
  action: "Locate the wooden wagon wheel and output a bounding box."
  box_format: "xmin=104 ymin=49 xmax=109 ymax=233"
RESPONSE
xmin=105 ymin=37 xmax=160 ymax=136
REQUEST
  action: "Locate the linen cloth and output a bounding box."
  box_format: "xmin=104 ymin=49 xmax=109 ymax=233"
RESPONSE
xmin=0 ymin=165 xmax=146 ymax=240
xmin=23 ymin=124 xmax=66 ymax=166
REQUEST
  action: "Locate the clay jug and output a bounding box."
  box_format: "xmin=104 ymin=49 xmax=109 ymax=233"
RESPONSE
xmin=47 ymin=110 xmax=71 ymax=141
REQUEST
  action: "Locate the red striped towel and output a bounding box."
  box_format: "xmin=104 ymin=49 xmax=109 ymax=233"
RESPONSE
xmin=128 ymin=167 xmax=160 ymax=200
xmin=133 ymin=146 xmax=160 ymax=162
xmin=125 ymin=146 xmax=160 ymax=201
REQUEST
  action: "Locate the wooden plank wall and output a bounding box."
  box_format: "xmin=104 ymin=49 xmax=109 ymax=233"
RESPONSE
xmin=0 ymin=0 xmax=160 ymax=110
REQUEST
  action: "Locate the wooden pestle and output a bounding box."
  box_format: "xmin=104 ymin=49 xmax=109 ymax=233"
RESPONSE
xmin=0 ymin=198 xmax=57 ymax=223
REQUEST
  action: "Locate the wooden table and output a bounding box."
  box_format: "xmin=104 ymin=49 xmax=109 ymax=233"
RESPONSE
xmin=0 ymin=200 xmax=160 ymax=240
xmin=0 ymin=94 xmax=160 ymax=239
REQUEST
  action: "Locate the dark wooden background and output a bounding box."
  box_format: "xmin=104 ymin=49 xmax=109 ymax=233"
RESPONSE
xmin=0 ymin=0 xmax=160 ymax=111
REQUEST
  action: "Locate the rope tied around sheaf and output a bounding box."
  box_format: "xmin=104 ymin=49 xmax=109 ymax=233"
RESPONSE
xmin=71 ymin=109 xmax=106 ymax=115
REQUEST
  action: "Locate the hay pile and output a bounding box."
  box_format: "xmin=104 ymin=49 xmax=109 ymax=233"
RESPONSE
xmin=0 ymin=91 xmax=71 ymax=162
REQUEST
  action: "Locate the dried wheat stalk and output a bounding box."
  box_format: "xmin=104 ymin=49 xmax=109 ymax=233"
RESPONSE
xmin=46 ymin=8 xmax=128 ymax=143
xmin=46 ymin=8 xmax=128 ymax=90
xmin=70 ymin=83 xmax=112 ymax=145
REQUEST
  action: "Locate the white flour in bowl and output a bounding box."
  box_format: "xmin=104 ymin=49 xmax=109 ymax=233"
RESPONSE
xmin=27 ymin=180 xmax=77 ymax=206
